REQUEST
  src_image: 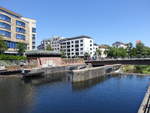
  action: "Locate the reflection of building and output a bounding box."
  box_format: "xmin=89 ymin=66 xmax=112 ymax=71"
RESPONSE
xmin=60 ymin=35 xmax=94 ymax=58
xmin=112 ymin=41 xmax=127 ymax=49
xmin=0 ymin=7 xmax=36 ymax=53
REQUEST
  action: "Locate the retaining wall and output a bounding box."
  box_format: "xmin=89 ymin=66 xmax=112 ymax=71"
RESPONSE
xmin=72 ymin=64 xmax=121 ymax=82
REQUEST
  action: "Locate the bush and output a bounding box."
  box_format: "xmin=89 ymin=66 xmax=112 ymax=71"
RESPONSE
xmin=0 ymin=54 xmax=27 ymax=60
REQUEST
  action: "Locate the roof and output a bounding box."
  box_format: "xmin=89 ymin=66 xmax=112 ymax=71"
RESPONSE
xmin=112 ymin=41 xmax=126 ymax=46
xmin=99 ymin=44 xmax=109 ymax=49
xmin=61 ymin=35 xmax=92 ymax=41
xmin=0 ymin=7 xmax=22 ymax=18
xmin=25 ymin=50 xmax=61 ymax=57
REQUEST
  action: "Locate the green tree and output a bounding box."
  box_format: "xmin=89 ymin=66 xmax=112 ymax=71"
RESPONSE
xmin=95 ymin=49 xmax=101 ymax=57
xmin=136 ymin=42 xmax=145 ymax=58
xmin=84 ymin=52 xmax=90 ymax=60
xmin=16 ymin=43 xmax=26 ymax=55
xmin=46 ymin=44 xmax=53 ymax=51
xmin=106 ymin=47 xmax=127 ymax=58
xmin=130 ymin=47 xmax=137 ymax=58
xmin=61 ymin=50 xmax=66 ymax=58
xmin=126 ymin=42 xmax=133 ymax=57
xmin=0 ymin=36 xmax=7 ymax=54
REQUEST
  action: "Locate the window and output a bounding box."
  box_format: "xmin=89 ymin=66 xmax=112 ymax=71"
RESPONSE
xmin=80 ymin=52 xmax=83 ymax=54
xmin=80 ymin=48 xmax=83 ymax=50
xmin=0 ymin=14 xmax=11 ymax=22
xmin=16 ymin=34 xmax=25 ymax=40
xmin=16 ymin=27 xmax=25 ymax=34
xmin=71 ymin=41 xmax=74 ymax=43
xmin=76 ymin=52 xmax=79 ymax=55
xmin=76 ymin=48 xmax=79 ymax=51
xmin=80 ymin=40 xmax=83 ymax=42
xmin=75 ymin=45 xmax=79 ymax=47
xmin=0 ymin=22 xmax=11 ymax=30
xmin=32 ymin=28 xmax=36 ymax=33
xmin=72 ymin=49 xmax=74 ymax=51
xmin=0 ymin=30 xmax=11 ymax=37
xmin=5 ymin=41 xmax=16 ymax=48
xmin=32 ymin=34 xmax=36 ymax=40
xmin=80 ymin=44 xmax=83 ymax=46
xmin=72 ymin=45 xmax=74 ymax=47
xmin=75 ymin=40 xmax=79 ymax=43
xmin=90 ymin=44 xmax=92 ymax=46
xmin=16 ymin=20 xmax=25 ymax=27
xmin=90 ymin=48 xmax=92 ymax=50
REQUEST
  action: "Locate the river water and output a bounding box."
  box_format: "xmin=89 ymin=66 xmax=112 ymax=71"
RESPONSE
xmin=0 ymin=74 xmax=149 ymax=113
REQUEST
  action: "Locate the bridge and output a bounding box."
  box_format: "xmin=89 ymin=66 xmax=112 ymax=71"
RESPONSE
xmin=85 ymin=58 xmax=150 ymax=66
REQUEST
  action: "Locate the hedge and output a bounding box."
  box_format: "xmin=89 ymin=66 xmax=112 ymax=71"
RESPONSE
xmin=0 ymin=54 xmax=27 ymax=60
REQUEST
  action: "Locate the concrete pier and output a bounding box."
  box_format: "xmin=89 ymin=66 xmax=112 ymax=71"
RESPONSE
xmin=138 ymin=86 xmax=150 ymax=113
xmin=72 ymin=64 xmax=121 ymax=82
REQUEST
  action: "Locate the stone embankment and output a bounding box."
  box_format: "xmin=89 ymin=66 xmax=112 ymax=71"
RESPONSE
xmin=138 ymin=86 xmax=150 ymax=113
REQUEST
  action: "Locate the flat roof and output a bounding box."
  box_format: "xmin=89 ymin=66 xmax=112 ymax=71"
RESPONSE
xmin=61 ymin=35 xmax=92 ymax=41
xmin=0 ymin=7 xmax=22 ymax=18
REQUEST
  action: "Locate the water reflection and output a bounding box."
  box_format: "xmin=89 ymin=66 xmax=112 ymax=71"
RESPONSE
xmin=0 ymin=74 xmax=149 ymax=113
xmin=0 ymin=77 xmax=35 ymax=113
xmin=22 ymin=72 xmax=71 ymax=85
xmin=72 ymin=76 xmax=109 ymax=91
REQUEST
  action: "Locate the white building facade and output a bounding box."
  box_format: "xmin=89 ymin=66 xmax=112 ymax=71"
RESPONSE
xmin=22 ymin=17 xmax=37 ymax=50
xmin=60 ymin=36 xmax=94 ymax=58
xmin=112 ymin=41 xmax=127 ymax=49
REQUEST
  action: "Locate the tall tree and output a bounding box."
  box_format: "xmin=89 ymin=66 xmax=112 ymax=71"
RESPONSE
xmin=0 ymin=36 xmax=7 ymax=54
xmin=136 ymin=42 xmax=145 ymax=58
xmin=16 ymin=43 xmax=26 ymax=55
xmin=126 ymin=42 xmax=133 ymax=58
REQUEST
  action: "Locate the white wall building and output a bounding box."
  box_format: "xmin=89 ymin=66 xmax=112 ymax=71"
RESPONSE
xmin=112 ymin=41 xmax=127 ymax=49
xmin=99 ymin=45 xmax=109 ymax=58
xmin=60 ymin=35 xmax=94 ymax=58
xmin=22 ymin=17 xmax=37 ymax=50
xmin=93 ymin=43 xmax=99 ymax=55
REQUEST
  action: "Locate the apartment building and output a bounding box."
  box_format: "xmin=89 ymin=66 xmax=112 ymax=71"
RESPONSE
xmin=0 ymin=7 xmax=36 ymax=53
xmin=37 ymin=36 xmax=62 ymax=51
xmin=22 ymin=17 xmax=36 ymax=50
xmin=60 ymin=35 xmax=94 ymax=58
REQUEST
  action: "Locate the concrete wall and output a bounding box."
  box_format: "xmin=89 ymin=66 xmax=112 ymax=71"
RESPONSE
xmin=27 ymin=57 xmax=84 ymax=68
xmin=72 ymin=64 xmax=121 ymax=82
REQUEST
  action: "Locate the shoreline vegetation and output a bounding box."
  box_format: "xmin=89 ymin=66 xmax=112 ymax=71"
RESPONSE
xmin=121 ymin=65 xmax=150 ymax=74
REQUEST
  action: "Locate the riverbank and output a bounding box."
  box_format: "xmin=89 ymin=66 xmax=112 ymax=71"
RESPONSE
xmin=121 ymin=65 xmax=150 ymax=74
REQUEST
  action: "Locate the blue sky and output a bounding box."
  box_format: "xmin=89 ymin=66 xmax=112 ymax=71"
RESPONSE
xmin=0 ymin=0 xmax=150 ymax=46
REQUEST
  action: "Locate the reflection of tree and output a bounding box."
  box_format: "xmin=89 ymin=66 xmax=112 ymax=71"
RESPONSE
xmin=72 ymin=76 xmax=109 ymax=91
xmin=0 ymin=78 xmax=35 ymax=113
